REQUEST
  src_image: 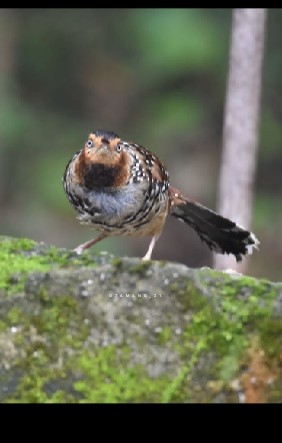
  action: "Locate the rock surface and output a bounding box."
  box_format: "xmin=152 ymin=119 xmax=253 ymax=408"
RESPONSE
xmin=0 ymin=235 xmax=281 ymax=403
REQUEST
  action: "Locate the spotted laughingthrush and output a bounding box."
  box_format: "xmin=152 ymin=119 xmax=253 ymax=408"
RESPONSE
xmin=63 ymin=130 xmax=259 ymax=261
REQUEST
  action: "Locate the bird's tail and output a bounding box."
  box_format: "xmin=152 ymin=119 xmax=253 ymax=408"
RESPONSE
xmin=170 ymin=191 xmax=259 ymax=262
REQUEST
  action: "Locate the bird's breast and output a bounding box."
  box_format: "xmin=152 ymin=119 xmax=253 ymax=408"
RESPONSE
xmin=77 ymin=181 xmax=148 ymax=224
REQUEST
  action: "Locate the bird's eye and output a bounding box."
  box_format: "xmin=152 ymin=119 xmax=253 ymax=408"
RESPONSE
xmin=116 ymin=144 xmax=122 ymax=153
xmin=86 ymin=139 xmax=93 ymax=148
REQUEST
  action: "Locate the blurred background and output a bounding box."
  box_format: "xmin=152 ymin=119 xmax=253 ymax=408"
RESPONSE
xmin=0 ymin=8 xmax=281 ymax=280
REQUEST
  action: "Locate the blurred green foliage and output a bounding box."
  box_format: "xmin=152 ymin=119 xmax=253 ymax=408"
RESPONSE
xmin=0 ymin=8 xmax=281 ymax=280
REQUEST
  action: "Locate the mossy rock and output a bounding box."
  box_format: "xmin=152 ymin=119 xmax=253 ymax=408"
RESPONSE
xmin=0 ymin=235 xmax=281 ymax=403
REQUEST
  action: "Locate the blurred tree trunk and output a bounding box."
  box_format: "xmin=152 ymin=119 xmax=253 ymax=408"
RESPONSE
xmin=214 ymin=8 xmax=267 ymax=273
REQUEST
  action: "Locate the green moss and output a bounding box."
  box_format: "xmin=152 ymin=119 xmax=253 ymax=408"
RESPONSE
xmin=4 ymin=292 xmax=89 ymax=402
xmin=6 ymin=237 xmax=38 ymax=252
xmin=0 ymin=320 xmax=7 ymax=332
xmin=0 ymin=236 xmax=99 ymax=295
xmin=111 ymin=257 xmax=124 ymax=270
xmin=72 ymin=345 xmax=170 ymax=403
xmin=6 ymin=372 xmax=75 ymax=403
xmin=111 ymin=256 xmax=153 ymax=277
xmin=127 ymin=260 xmax=152 ymax=277
xmin=169 ymin=282 xmax=180 ymax=292
xmin=4 ymin=268 xmax=172 ymax=403
xmin=162 ymin=338 xmax=206 ymax=403
xmin=7 ymin=342 xmax=171 ymax=403
xmin=3 ymin=279 xmax=172 ymax=403
xmin=7 ymin=307 xmax=22 ymax=325
xmin=157 ymin=326 xmax=173 ymax=345
xmin=164 ymin=273 xmax=279 ymax=402
xmin=260 ymin=317 xmax=282 ymax=358
xmin=0 ymin=237 xmax=65 ymax=294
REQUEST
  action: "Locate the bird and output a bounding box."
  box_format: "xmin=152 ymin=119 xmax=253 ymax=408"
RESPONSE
xmin=63 ymin=129 xmax=259 ymax=261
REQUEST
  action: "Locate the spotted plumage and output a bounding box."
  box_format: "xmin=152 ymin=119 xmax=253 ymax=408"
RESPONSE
xmin=63 ymin=129 xmax=259 ymax=261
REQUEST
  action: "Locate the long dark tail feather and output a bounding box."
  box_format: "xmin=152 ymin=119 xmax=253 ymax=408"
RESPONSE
xmin=170 ymin=198 xmax=259 ymax=262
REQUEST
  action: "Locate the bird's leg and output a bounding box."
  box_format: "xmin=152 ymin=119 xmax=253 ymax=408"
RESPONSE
xmin=73 ymin=232 xmax=108 ymax=254
xmin=142 ymin=234 xmax=160 ymax=261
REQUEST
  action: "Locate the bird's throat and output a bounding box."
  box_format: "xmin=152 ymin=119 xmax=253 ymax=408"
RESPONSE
xmin=83 ymin=163 xmax=121 ymax=189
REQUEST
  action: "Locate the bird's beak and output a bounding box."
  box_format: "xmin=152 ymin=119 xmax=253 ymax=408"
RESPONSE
xmin=97 ymin=145 xmax=110 ymax=156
